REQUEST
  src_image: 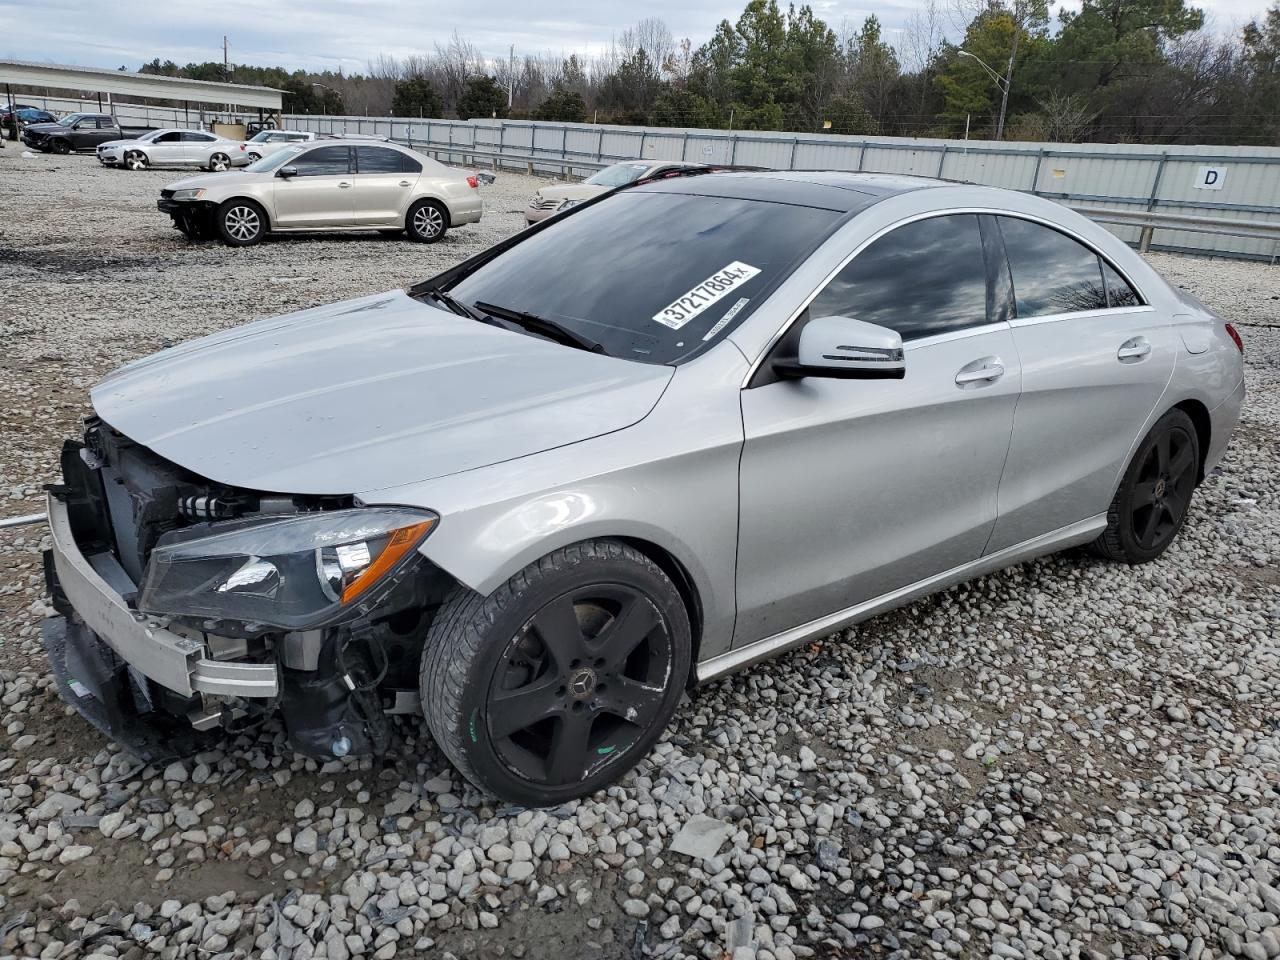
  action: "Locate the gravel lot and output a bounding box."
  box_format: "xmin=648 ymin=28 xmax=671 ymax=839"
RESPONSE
xmin=0 ymin=150 xmax=1277 ymax=960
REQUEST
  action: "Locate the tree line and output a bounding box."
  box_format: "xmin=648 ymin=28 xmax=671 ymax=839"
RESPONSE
xmin=135 ymin=0 xmax=1280 ymax=145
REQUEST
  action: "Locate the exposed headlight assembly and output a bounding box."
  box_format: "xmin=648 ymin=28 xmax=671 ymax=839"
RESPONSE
xmin=139 ymin=507 xmax=438 ymax=629
xmin=171 ymin=188 xmax=207 ymax=201
xmin=559 ymin=198 xmax=585 ymax=210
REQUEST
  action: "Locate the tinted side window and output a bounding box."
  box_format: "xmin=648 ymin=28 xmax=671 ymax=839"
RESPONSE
xmin=292 ymin=145 xmax=350 ymax=176
xmin=155 ymin=131 xmax=182 ymax=143
xmin=808 ymin=214 xmax=989 ymax=341
xmin=400 ymin=152 xmax=422 ymax=173
xmin=998 ymin=217 xmax=1108 ymax=317
xmin=356 ymin=146 xmax=405 ymax=174
xmin=1101 ymin=261 xmax=1141 ymax=307
xmin=181 ymin=132 xmax=215 ymax=142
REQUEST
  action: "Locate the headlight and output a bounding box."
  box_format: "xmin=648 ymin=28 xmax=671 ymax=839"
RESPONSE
xmin=528 ymin=195 xmax=541 ymax=205
xmin=139 ymin=507 xmax=437 ymax=629
xmin=559 ymin=199 xmax=584 ymax=210
xmin=171 ymin=188 xmax=206 ymax=201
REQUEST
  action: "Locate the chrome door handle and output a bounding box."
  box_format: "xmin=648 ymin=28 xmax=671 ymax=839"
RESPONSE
xmin=955 ymin=361 xmax=1005 ymax=385
xmin=399 ymin=180 xmax=412 ymax=187
xmin=338 ymin=182 xmax=351 ymax=188
xmin=1118 ymin=337 xmax=1151 ymax=362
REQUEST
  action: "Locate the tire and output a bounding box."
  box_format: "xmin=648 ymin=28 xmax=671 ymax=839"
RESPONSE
xmin=406 ymin=199 xmax=448 ymax=243
xmin=215 ymin=199 xmax=267 ymax=247
xmin=247 ymin=152 xmax=262 ymax=163
xmin=51 ymin=139 xmax=71 ymax=155
xmin=208 ymin=152 xmax=231 ymax=172
xmin=1091 ymin=408 xmax=1200 ymax=564
xmin=124 ymin=150 xmax=148 ymax=171
xmin=420 ymin=540 xmax=692 ymax=806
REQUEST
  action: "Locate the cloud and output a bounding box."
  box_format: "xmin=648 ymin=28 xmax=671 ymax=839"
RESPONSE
xmin=0 ymin=0 xmax=1265 ymax=75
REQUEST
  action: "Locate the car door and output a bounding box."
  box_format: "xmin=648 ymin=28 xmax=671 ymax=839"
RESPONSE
xmin=271 ymin=145 xmax=355 ymax=227
xmin=180 ymin=131 xmax=217 ymax=165
xmin=983 ymin=216 xmax=1177 ymax=553
xmin=91 ymin=117 xmax=118 ymax=147
xmin=352 ymin=146 xmax=419 ymax=224
xmin=734 ymin=213 xmax=1021 ymax=646
xmin=148 ymin=131 xmax=186 ymax=165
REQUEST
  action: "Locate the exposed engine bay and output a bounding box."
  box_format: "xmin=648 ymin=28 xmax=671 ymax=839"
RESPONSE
xmin=42 ymin=418 xmax=456 ymax=763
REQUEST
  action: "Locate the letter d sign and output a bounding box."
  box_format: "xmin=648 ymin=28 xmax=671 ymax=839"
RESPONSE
xmin=1195 ymin=165 xmax=1226 ymax=190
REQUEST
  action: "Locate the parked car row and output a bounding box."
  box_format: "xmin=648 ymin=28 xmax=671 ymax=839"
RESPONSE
xmin=21 ymin=112 xmax=156 ymax=153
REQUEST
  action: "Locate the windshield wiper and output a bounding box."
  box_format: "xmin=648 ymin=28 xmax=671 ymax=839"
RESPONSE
xmin=427 ymin=288 xmax=487 ymax=323
xmin=473 ymin=301 xmax=606 ymax=355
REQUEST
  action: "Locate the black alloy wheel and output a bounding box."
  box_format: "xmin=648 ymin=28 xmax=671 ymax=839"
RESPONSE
xmin=1092 ymin=408 xmax=1200 ymax=564
xmin=420 ymin=540 xmax=691 ymax=806
xmin=52 ymin=138 xmax=71 ymax=155
xmin=486 ymin=584 xmax=675 ymax=786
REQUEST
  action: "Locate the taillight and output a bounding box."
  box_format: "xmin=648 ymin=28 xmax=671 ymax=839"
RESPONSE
xmin=239 ymin=144 xmax=246 ymax=151
xmin=466 ymin=175 xmax=479 ymax=189
xmin=1225 ymin=322 xmax=1244 ymax=353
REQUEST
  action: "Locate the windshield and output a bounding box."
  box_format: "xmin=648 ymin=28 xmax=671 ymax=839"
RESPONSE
xmin=248 ymin=131 xmax=273 ymax=143
xmin=585 ymin=162 xmax=653 ymax=188
xmin=57 ymin=114 xmax=88 ymax=126
xmin=446 ymin=189 xmax=842 ymax=365
xmin=137 ymin=129 xmax=166 ymax=142
xmin=246 ymin=145 xmax=304 ymax=172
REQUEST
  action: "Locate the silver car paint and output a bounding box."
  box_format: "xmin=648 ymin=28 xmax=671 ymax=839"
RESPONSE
xmin=92 ymin=180 xmax=1245 ymax=673
xmin=92 ymin=292 xmax=674 ymax=495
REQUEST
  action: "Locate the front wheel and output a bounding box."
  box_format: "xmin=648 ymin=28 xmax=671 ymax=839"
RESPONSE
xmin=420 ymin=541 xmax=691 ymax=806
xmin=406 ymin=199 xmax=448 ymax=243
xmin=124 ymin=150 xmax=148 ymax=171
xmin=215 ymin=199 xmax=266 ymax=247
xmin=51 ymin=139 xmax=71 ymax=155
xmin=247 ymin=152 xmax=262 ymax=163
xmin=1091 ymin=408 xmax=1200 ymax=564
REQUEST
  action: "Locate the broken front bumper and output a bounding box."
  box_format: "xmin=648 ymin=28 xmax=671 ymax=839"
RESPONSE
xmin=44 ymin=493 xmax=278 ymax=700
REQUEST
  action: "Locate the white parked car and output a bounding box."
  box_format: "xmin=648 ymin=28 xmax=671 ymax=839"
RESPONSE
xmin=242 ymin=129 xmax=317 ymax=163
xmin=97 ymin=129 xmax=251 ymax=171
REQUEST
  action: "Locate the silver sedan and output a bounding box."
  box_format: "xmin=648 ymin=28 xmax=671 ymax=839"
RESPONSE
xmin=97 ymin=129 xmax=251 ymax=171
xmin=42 ymin=172 xmax=1243 ymax=806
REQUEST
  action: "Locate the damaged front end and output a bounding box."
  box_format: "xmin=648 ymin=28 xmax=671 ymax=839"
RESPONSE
xmin=42 ymin=419 xmax=453 ymax=763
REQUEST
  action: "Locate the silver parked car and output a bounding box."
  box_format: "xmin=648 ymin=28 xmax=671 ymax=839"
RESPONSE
xmin=97 ymin=129 xmax=251 ymax=171
xmin=525 ymin=159 xmax=713 ymax=223
xmin=42 ymin=172 xmax=1244 ymax=806
xmin=241 ymin=128 xmax=316 ymax=163
xmin=156 ymin=141 xmax=483 ymax=245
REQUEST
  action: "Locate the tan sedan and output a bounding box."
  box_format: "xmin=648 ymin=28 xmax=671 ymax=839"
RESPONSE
xmin=157 ymin=141 xmax=484 ymax=246
xmin=525 ymin=160 xmax=714 ymax=224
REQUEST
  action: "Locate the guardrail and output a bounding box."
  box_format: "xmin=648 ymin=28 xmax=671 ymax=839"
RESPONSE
xmin=1070 ymin=206 xmax=1280 ymax=262
xmin=412 ymin=143 xmax=609 ymax=177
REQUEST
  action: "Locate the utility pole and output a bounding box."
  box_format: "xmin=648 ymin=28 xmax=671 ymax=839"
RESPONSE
xmin=508 ymin=45 xmax=515 ymax=108
xmin=223 ymin=36 xmax=230 ymax=80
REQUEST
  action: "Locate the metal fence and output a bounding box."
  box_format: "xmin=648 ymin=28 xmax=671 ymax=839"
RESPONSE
xmin=17 ymin=96 xmax=1280 ymax=261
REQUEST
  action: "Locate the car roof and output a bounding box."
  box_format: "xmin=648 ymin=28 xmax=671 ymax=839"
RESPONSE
xmin=631 ymin=170 xmax=944 ymax=213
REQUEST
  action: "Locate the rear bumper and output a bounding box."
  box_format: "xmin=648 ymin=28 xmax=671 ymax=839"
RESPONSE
xmin=45 ymin=493 xmax=277 ymax=699
xmin=1205 ymin=375 xmax=1245 ymax=475
xmin=450 ymin=195 xmax=484 ymax=226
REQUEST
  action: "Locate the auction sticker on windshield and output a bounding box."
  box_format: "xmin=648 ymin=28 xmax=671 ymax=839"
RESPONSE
xmin=653 ymin=262 xmax=761 ymax=330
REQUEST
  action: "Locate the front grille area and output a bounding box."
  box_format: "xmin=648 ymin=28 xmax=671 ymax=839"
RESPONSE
xmin=530 ymin=197 xmax=560 ymax=210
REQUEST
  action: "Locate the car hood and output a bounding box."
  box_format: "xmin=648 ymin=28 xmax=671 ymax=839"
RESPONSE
xmin=98 ymin=138 xmax=143 ymax=149
xmin=164 ymin=169 xmax=273 ymax=191
xmin=536 ymin=183 xmax=609 ymax=202
xmin=91 ymin=291 xmax=674 ymax=496
xmin=22 ymin=122 xmax=63 ymax=135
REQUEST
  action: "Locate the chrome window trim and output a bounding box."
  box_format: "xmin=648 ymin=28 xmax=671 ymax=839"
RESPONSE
xmin=904 ymin=321 xmax=1012 ymax=351
xmin=1008 ymin=304 xmax=1155 ymax=329
xmin=741 ymin=205 xmax=1151 ymax=388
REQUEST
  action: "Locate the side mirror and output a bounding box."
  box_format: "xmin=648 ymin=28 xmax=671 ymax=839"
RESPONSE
xmin=774 ymin=315 xmax=905 ymax=380
xmin=277 ymin=165 xmax=298 ymax=179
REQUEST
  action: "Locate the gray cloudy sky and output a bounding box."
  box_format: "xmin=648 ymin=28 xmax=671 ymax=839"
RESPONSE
xmin=0 ymin=0 xmax=1266 ymax=73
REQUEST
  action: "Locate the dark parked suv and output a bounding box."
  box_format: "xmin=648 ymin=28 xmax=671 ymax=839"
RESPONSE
xmin=22 ymin=114 xmax=151 ymax=154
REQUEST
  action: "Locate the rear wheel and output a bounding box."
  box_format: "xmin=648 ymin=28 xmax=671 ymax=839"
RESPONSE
xmin=1091 ymin=409 xmax=1199 ymax=564
xmin=406 ymin=199 xmax=448 ymax=243
xmin=420 ymin=540 xmax=691 ymax=806
xmin=124 ymin=150 xmax=148 ymax=171
xmin=208 ymin=152 xmax=231 ymax=172
xmin=215 ymin=199 xmax=266 ymax=247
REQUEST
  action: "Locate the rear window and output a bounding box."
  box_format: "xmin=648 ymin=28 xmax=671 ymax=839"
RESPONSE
xmin=446 ymin=190 xmax=842 ymax=364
